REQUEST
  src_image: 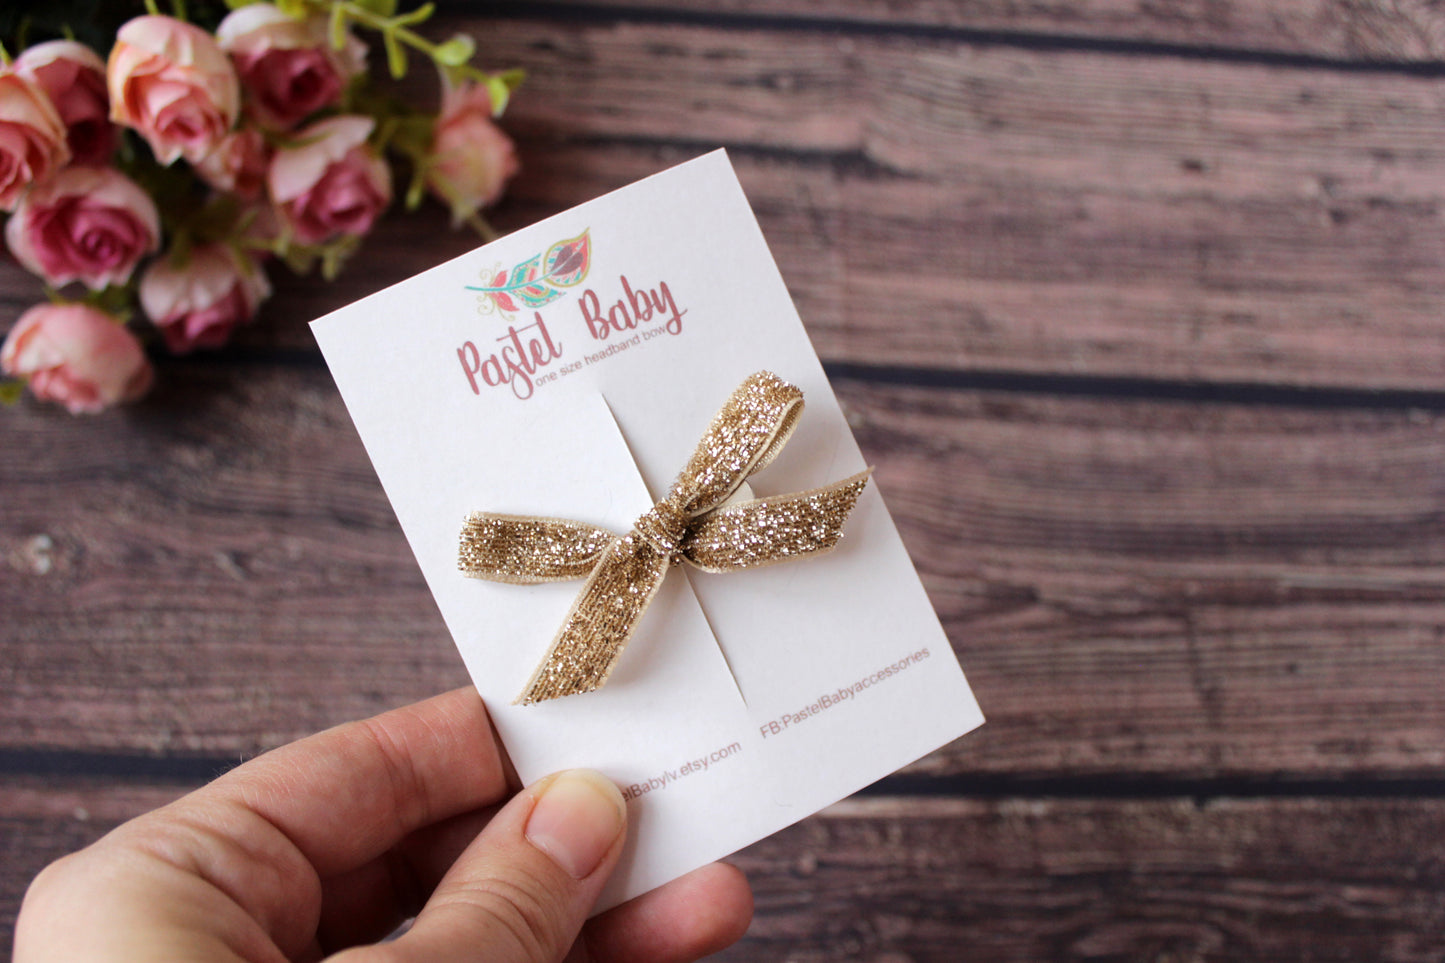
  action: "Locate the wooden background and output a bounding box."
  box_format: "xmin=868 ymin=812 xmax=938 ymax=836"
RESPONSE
xmin=4 ymin=1 xmax=1445 ymax=959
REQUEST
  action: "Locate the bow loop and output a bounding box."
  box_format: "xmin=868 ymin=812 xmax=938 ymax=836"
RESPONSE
xmin=668 ymin=372 xmax=804 ymax=516
xmin=459 ymin=371 xmax=870 ymax=704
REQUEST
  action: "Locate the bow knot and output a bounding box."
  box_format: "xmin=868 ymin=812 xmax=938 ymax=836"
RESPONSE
xmin=459 ymin=371 xmax=871 ymax=705
xmin=634 ymin=502 xmax=690 ymax=561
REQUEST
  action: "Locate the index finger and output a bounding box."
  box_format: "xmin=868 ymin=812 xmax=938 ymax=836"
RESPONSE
xmin=199 ymin=686 xmax=509 ymax=877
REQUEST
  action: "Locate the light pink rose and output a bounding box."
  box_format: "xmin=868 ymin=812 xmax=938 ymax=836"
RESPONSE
xmin=194 ymin=126 xmax=270 ymax=199
xmin=1 ymin=302 xmax=152 ymax=413
xmin=13 ymin=40 xmax=117 ymax=166
xmin=140 ymin=243 xmax=271 ymax=353
xmin=426 ymin=81 xmax=519 ymax=225
xmin=0 ymin=71 xmax=70 ymax=211
xmin=5 ymin=165 xmax=161 ymax=290
xmin=217 ymin=3 xmax=365 ymax=131
xmin=107 ymin=14 xmax=240 ymax=165
xmin=269 ymin=115 xmax=391 ymax=244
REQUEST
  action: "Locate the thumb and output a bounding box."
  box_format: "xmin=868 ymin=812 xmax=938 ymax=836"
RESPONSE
xmin=334 ymin=768 xmax=627 ymax=963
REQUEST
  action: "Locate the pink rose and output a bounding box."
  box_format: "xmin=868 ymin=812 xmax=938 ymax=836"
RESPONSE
xmin=13 ymin=40 xmax=117 ymax=166
xmin=107 ymin=14 xmax=240 ymax=165
xmin=0 ymin=71 xmax=70 ymax=211
xmin=217 ymin=3 xmax=365 ymax=131
xmin=1 ymin=302 xmax=152 ymax=413
xmin=5 ymin=165 xmax=161 ymax=290
xmin=194 ymin=126 xmax=270 ymax=199
xmin=269 ymin=115 xmax=391 ymax=244
xmin=140 ymin=243 xmax=271 ymax=353
xmin=426 ymin=81 xmax=519 ymax=225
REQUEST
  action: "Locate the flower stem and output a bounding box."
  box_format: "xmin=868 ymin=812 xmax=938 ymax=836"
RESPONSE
xmin=465 ymin=212 xmax=498 ymax=243
xmin=336 ymin=2 xmax=490 ymax=84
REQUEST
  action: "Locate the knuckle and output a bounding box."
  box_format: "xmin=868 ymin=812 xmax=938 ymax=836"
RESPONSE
xmin=453 ymin=870 xmax=569 ymax=963
xmin=350 ymin=715 xmax=433 ymax=829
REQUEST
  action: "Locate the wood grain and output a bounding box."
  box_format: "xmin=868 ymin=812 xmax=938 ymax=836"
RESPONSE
xmin=473 ymin=17 xmax=1445 ymax=390
xmin=542 ymin=0 xmax=1445 ymax=61
xmin=722 ymin=794 xmax=1445 ymax=962
xmin=4 ymin=781 xmax=1442 ymax=961
xmin=4 ymin=368 xmax=1441 ymax=778
xmin=2 ymin=5 xmax=1443 ymax=960
xmin=9 ymin=17 xmax=1442 ymax=390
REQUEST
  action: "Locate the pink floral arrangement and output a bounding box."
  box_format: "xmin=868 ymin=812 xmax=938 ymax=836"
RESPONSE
xmin=0 ymin=0 xmax=521 ymax=414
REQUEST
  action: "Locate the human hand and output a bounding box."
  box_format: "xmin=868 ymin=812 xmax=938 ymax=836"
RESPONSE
xmin=13 ymin=688 xmax=752 ymax=962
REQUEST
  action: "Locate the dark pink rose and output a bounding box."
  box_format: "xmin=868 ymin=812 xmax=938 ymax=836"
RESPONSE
xmin=1 ymin=302 xmax=152 ymax=413
xmin=14 ymin=40 xmax=118 ymax=166
xmin=195 ymin=126 xmax=271 ymax=200
xmin=5 ymin=165 xmax=161 ymax=290
xmin=140 ymin=243 xmax=271 ymax=353
xmin=269 ymin=115 xmax=391 ymax=244
xmin=217 ymin=3 xmax=364 ymax=131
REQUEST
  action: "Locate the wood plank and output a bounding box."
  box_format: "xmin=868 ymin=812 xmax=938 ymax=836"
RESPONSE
xmin=4 ymin=781 xmax=1443 ymax=961
xmin=9 ymin=19 xmax=1442 ymax=390
xmin=848 ymin=382 xmax=1445 ymax=778
xmin=3 ymin=368 xmax=1443 ymax=778
xmin=722 ymin=795 xmax=1445 ymax=962
xmin=542 ymin=0 xmax=1445 ymax=61
xmin=468 ymin=19 xmax=1445 ymax=390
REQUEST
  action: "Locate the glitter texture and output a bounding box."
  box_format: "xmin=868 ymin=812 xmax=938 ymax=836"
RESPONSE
xmin=457 ymin=371 xmax=871 ymax=704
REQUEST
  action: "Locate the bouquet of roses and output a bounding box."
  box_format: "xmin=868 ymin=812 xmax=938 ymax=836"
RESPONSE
xmin=0 ymin=0 xmax=521 ymax=413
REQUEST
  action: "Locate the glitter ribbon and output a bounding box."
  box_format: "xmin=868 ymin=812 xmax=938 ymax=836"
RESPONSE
xmin=459 ymin=371 xmax=872 ymax=705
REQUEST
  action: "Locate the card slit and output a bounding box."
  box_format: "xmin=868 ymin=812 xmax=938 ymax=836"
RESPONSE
xmin=599 ymin=393 xmax=750 ymax=706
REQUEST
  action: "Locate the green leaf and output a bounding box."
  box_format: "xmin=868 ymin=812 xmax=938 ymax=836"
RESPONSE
xmin=497 ymin=68 xmax=527 ymax=92
xmin=432 ymin=33 xmax=474 ymax=67
xmin=383 ymin=29 xmax=407 ymax=79
xmin=405 ymin=166 xmax=426 ymax=210
xmin=0 ymin=379 xmax=25 ymax=406
xmin=328 ymin=1 xmax=347 ymax=51
xmin=274 ymin=0 xmax=308 ymax=17
xmin=486 ymin=70 xmax=525 ymax=116
xmin=392 ymin=2 xmax=434 ymax=27
xmin=224 ymin=0 xmax=265 ymax=9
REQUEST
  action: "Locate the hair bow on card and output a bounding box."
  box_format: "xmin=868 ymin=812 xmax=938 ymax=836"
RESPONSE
xmin=458 ymin=371 xmax=872 ymax=704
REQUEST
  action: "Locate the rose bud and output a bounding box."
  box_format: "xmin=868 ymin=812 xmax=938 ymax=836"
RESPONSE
xmin=13 ymin=40 xmax=118 ymax=166
xmin=5 ymin=165 xmax=161 ymax=290
xmin=426 ymin=80 xmax=519 ymax=225
xmin=0 ymin=70 xmax=70 ymax=211
xmin=140 ymin=243 xmax=271 ymax=353
xmin=217 ymin=3 xmax=365 ymax=131
xmin=268 ymin=115 xmax=391 ymax=244
xmin=107 ymin=14 xmax=240 ymax=165
xmin=194 ymin=126 xmax=270 ymax=200
xmin=1 ymin=302 xmax=152 ymax=413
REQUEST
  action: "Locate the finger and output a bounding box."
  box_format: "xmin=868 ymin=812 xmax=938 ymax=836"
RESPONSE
xmin=330 ymin=769 xmax=628 ymax=963
xmin=200 ymin=687 xmax=507 ymax=878
xmin=316 ymin=804 xmax=501 ymax=949
xmin=580 ymin=863 xmax=753 ymax=963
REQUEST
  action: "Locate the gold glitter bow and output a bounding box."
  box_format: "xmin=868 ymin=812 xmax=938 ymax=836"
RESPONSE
xmin=459 ymin=371 xmax=871 ymax=705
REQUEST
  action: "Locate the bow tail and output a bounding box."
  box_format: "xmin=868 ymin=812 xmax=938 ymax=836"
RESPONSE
xmin=459 ymin=513 xmax=616 ymax=583
xmin=680 ymin=469 xmax=872 ymax=573
xmin=516 ymin=533 xmax=671 ymax=704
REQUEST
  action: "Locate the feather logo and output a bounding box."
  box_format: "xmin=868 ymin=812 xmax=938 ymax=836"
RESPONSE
xmin=467 ymin=229 xmax=592 ymax=317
